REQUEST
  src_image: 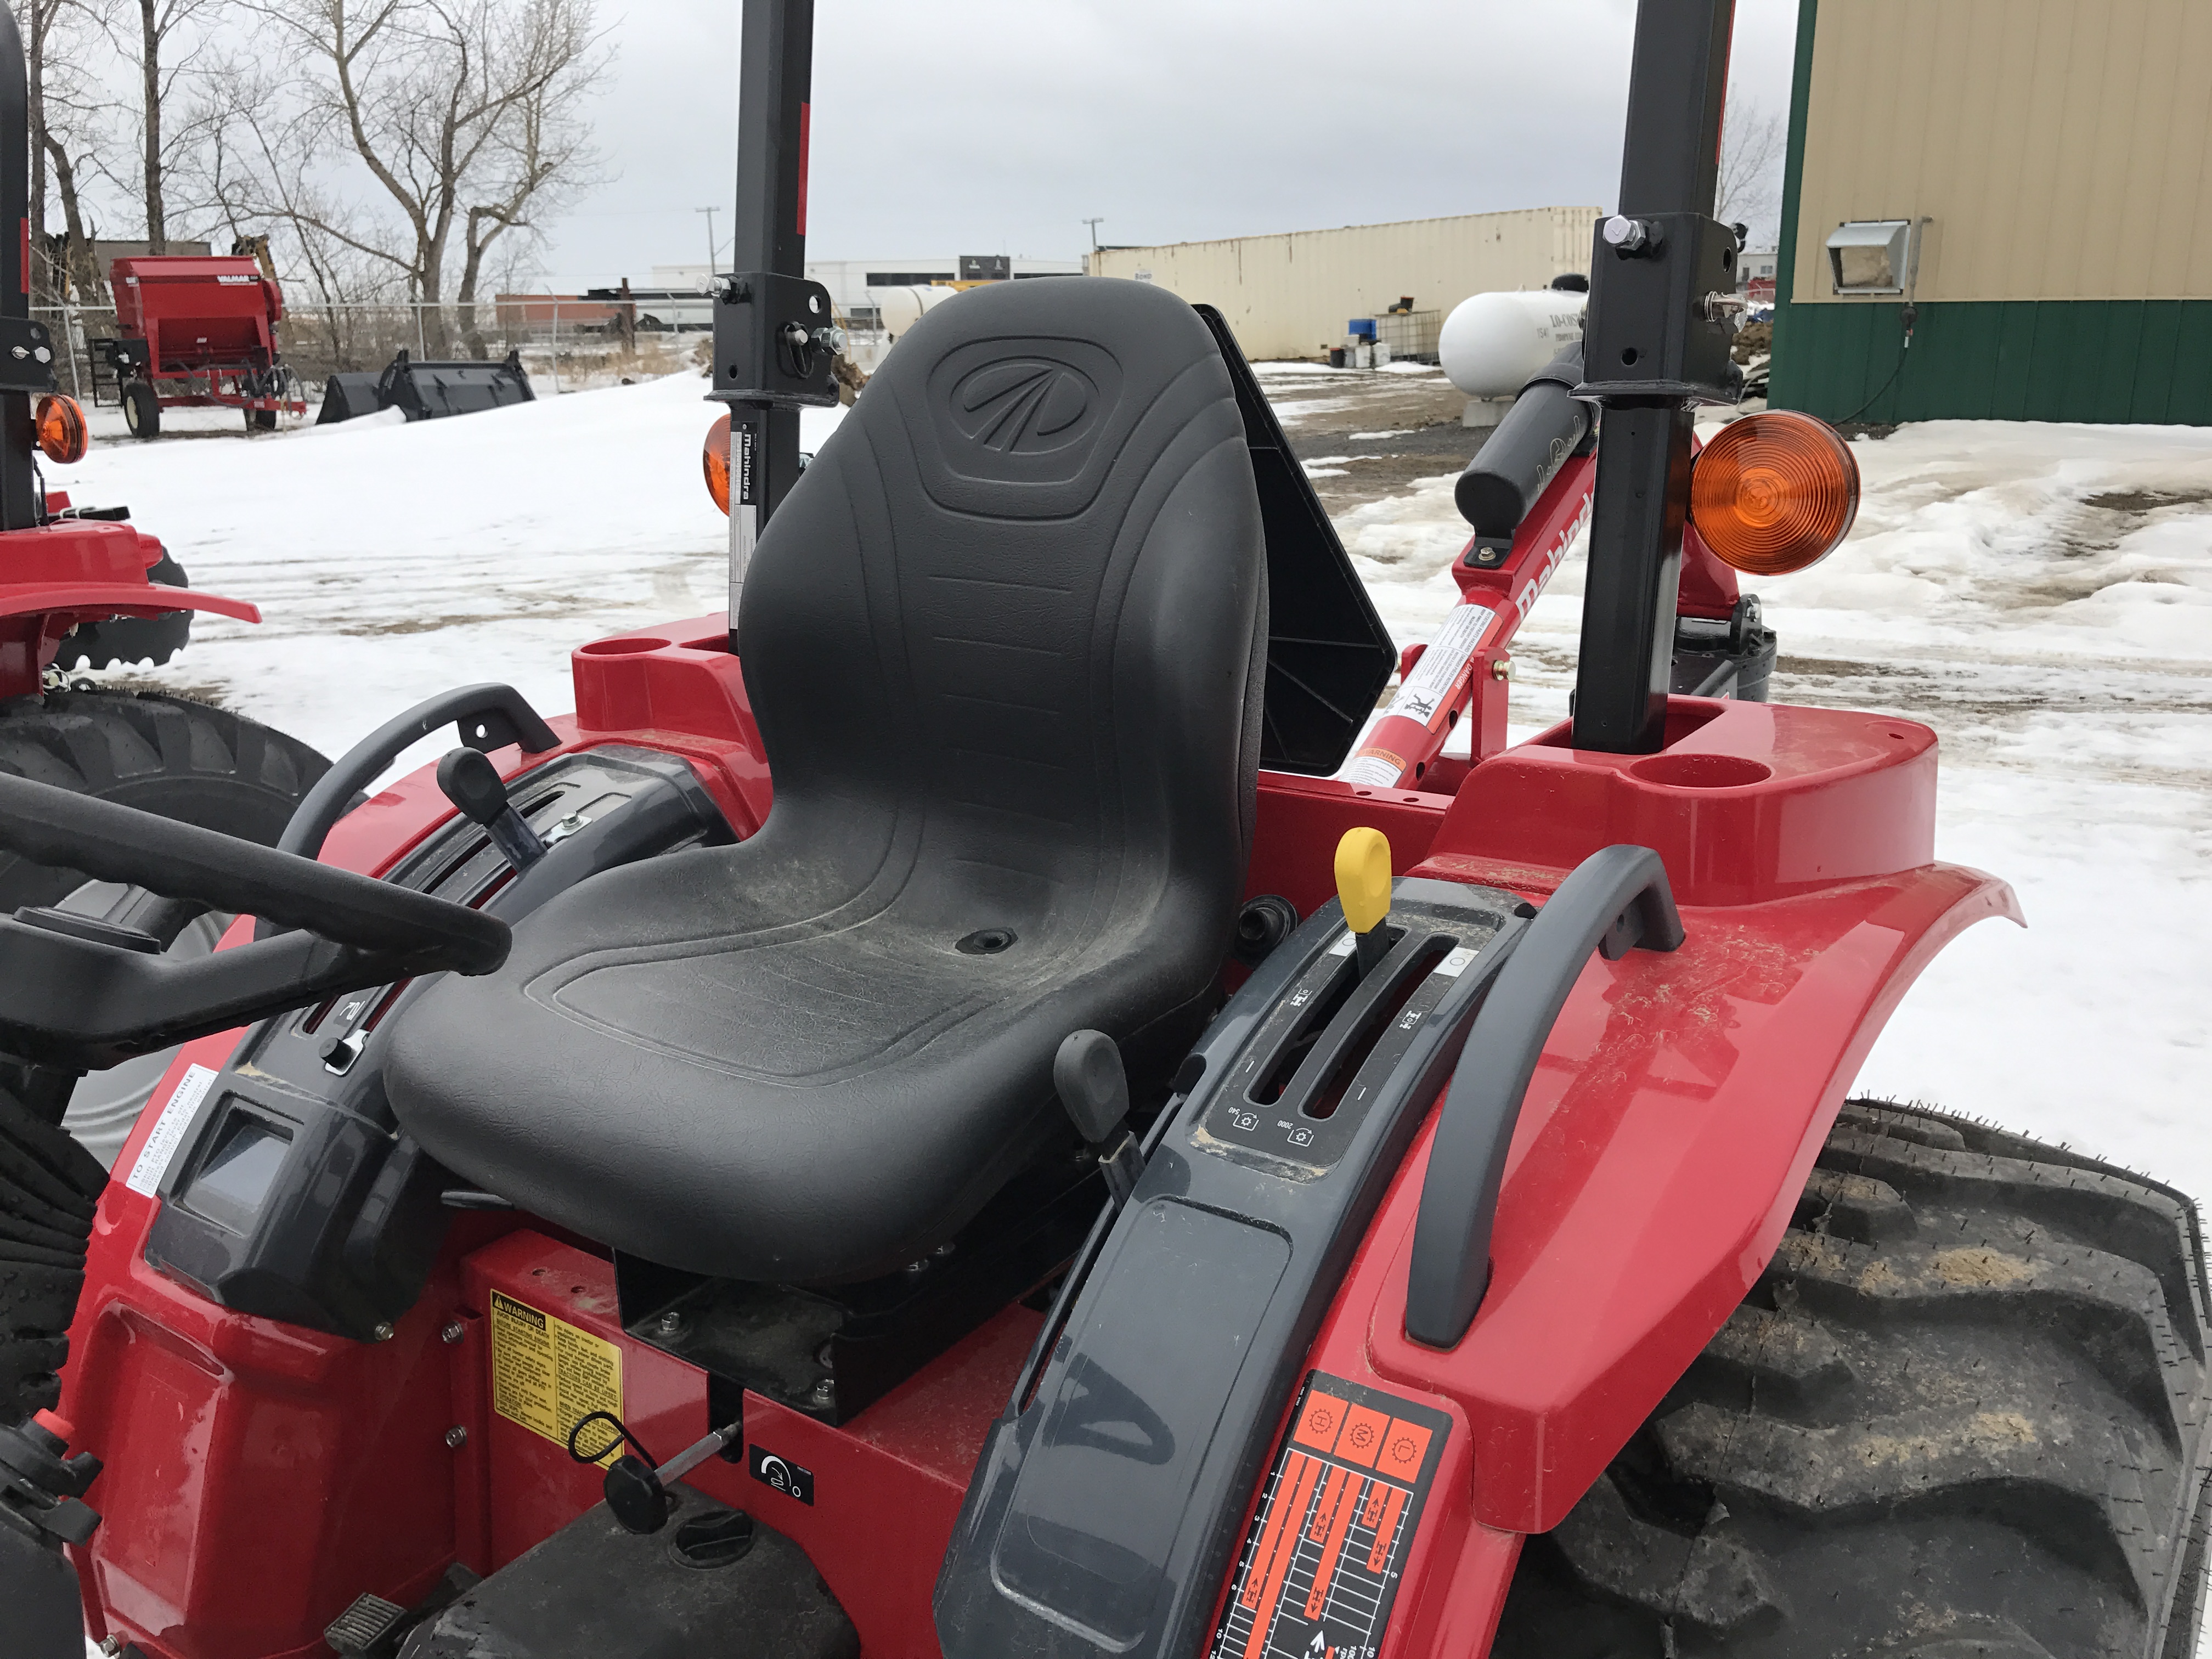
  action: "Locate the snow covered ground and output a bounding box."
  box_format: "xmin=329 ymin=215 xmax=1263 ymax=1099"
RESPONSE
xmin=61 ymin=368 xmax=2212 ymax=1200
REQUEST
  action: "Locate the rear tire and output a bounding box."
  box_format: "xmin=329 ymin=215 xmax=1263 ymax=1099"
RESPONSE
xmin=1489 ymin=1098 xmax=2212 ymax=1659
xmin=249 ymin=407 xmax=276 ymax=431
xmin=50 ymin=552 xmax=196 ymax=672
xmin=122 ymin=379 xmax=161 ymax=438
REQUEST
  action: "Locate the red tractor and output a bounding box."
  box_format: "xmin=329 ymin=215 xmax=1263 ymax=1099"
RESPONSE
xmin=97 ymin=253 xmax=308 ymax=439
xmin=1 ymin=4 xmax=2203 ymax=1659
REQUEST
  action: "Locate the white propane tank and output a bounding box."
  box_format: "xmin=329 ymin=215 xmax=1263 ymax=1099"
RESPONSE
xmin=1438 ymin=289 xmax=1588 ymax=427
xmin=872 ymin=284 xmax=953 ymax=344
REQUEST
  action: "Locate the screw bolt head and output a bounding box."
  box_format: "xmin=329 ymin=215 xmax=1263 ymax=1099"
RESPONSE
xmin=445 ymin=1425 xmax=469 ymax=1448
xmin=655 ymin=1310 xmax=686 ymax=1339
xmin=441 ymin=1321 xmax=466 ymax=1344
xmin=810 ymin=1378 xmax=836 ymax=1407
xmin=1602 ymin=213 xmax=1649 ymax=252
xmin=371 ymin=1322 xmax=395 ymax=1342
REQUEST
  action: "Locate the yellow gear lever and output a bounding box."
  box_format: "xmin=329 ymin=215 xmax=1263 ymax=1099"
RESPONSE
xmin=1334 ymin=826 xmax=1393 ymax=978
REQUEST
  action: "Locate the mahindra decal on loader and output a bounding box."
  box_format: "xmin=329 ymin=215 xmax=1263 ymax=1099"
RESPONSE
xmin=2 ymin=3 xmax=2204 ymax=1658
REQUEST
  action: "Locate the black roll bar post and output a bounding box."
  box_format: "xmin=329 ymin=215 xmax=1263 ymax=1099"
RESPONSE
xmin=1568 ymin=0 xmax=1743 ymax=754
xmin=0 ymin=7 xmax=40 ymax=529
xmin=716 ymin=0 xmax=834 ymax=644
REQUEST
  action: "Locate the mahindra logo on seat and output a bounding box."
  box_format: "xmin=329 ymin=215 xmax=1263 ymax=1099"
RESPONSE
xmin=950 ymin=357 xmax=1098 ymax=455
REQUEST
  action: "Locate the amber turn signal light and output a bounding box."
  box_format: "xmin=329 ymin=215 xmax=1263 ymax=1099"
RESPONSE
xmin=1688 ymin=410 xmax=1858 ymax=576
xmin=35 ymin=394 xmax=88 ymax=465
xmin=703 ymin=412 xmax=731 ymax=516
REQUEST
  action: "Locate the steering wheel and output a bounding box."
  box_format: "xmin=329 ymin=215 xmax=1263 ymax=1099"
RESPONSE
xmin=0 ymin=771 xmax=508 ymax=1073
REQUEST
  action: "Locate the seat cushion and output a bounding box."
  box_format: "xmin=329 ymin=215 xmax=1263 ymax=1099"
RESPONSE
xmin=385 ymin=279 xmax=1265 ymax=1283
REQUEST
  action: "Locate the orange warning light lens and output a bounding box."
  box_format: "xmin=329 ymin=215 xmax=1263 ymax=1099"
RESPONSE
xmin=35 ymin=394 xmax=89 ymax=465
xmin=1688 ymin=409 xmax=1858 ymax=576
xmin=702 ymin=412 xmax=731 ymax=516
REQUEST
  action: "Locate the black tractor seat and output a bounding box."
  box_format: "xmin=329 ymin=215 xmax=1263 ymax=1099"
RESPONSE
xmin=385 ymin=278 xmax=1267 ymax=1284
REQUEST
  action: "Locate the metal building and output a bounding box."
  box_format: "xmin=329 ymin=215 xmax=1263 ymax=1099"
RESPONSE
xmin=1088 ymin=208 xmax=1598 ymax=362
xmin=1771 ymin=0 xmax=2212 ymax=425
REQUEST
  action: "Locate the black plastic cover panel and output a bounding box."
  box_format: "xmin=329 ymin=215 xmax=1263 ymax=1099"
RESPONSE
xmin=399 ymin=1482 xmax=858 ymax=1658
xmin=935 ymin=877 xmax=1527 ymax=1659
xmin=1192 ymin=306 xmax=1396 ymax=775
xmin=998 ymin=1200 xmax=1289 ymax=1647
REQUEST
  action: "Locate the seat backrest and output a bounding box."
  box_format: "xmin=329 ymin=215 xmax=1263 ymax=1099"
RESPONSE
xmin=735 ymin=277 xmax=1266 ymax=969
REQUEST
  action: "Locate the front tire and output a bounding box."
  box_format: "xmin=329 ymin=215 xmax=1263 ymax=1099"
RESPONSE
xmin=122 ymin=379 xmax=161 ymax=438
xmin=1490 ymin=1099 xmax=2212 ymax=1659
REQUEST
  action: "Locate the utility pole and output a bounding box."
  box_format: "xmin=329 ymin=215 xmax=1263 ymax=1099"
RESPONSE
xmin=697 ymin=206 xmax=719 ymax=276
xmin=1082 ymin=217 xmax=1103 ymax=251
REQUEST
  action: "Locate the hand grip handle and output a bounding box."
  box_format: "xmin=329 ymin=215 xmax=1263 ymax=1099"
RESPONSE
xmin=1402 ymin=844 xmax=1684 ymax=1350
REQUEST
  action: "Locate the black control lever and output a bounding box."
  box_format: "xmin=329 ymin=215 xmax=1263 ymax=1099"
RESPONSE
xmin=1053 ymin=1030 xmax=1146 ymax=1207
xmin=436 ymin=748 xmax=547 ymax=871
xmin=569 ymin=1412 xmax=741 ymax=1536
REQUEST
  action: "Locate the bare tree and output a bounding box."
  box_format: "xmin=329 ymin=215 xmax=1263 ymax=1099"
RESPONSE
xmin=1716 ymin=100 xmax=1787 ymax=245
xmin=190 ymin=51 xmax=411 ymax=367
xmin=240 ymin=0 xmax=607 ymax=348
xmin=98 ymin=0 xmax=217 ymax=252
xmin=18 ymin=0 xmax=115 ymax=302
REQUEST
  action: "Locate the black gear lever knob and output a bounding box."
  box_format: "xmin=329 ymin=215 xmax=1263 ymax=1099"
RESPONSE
xmin=1054 ymin=1030 xmax=1145 ymax=1207
xmin=436 ymin=747 xmax=547 ymax=871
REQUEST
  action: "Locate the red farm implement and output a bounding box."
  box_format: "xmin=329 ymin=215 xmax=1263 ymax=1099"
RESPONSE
xmin=95 ymin=255 xmax=308 ymax=439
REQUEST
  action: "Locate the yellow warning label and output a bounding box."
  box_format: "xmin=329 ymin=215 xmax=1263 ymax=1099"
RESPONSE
xmin=488 ymin=1289 xmax=623 ymax=1463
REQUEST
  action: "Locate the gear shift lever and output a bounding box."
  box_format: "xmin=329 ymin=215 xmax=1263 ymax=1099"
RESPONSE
xmin=436 ymin=747 xmax=547 ymax=872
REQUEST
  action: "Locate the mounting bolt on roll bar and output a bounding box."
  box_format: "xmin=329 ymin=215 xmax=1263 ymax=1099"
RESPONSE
xmin=1403 ymin=844 xmax=1685 ymax=1349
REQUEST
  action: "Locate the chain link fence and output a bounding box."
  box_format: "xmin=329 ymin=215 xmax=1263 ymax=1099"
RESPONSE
xmin=36 ymin=298 xmax=712 ymax=409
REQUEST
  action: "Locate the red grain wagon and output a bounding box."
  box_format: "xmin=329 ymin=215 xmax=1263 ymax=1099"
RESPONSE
xmin=95 ymin=254 xmax=309 ymax=438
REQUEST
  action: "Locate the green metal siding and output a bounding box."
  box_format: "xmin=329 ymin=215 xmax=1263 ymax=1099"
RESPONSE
xmin=1769 ymin=298 xmax=2212 ymax=425
xmin=1771 ymin=0 xmax=2212 ymax=426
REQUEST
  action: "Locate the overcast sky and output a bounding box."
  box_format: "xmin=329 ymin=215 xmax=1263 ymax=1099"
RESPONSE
xmin=539 ymin=0 xmax=1803 ymax=291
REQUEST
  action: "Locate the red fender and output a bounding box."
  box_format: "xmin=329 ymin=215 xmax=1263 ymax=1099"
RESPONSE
xmin=0 ymin=517 xmax=262 ymax=695
xmin=1272 ymin=697 xmax=2022 ymax=1656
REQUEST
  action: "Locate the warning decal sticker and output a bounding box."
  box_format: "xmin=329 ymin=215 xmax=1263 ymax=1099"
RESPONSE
xmin=1209 ymin=1373 xmax=1451 ymax=1659
xmin=488 ymin=1290 xmax=623 ymax=1462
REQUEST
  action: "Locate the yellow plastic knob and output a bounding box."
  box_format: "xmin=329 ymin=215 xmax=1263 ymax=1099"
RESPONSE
xmin=1334 ymin=827 xmax=1392 ymax=935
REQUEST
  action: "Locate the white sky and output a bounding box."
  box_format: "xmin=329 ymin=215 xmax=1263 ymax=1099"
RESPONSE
xmin=541 ymin=0 xmax=1803 ymax=291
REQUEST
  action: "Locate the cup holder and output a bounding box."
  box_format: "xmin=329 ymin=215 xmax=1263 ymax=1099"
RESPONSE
xmin=1627 ymin=753 xmax=1774 ymax=789
xmin=578 ymin=636 xmax=671 ymax=657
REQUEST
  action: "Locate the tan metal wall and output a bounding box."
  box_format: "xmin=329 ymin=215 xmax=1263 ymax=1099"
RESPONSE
xmin=1791 ymin=0 xmax=2212 ymax=304
xmin=1090 ymin=208 xmax=1598 ymax=359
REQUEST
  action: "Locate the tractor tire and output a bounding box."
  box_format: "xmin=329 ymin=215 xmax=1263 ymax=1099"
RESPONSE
xmin=1489 ymin=1098 xmax=2212 ymax=1659
xmin=247 ymin=407 xmax=276 ymax=431
xmin=0 ymin=692 xmax=330 ymax=1163
xmin=122 ymin=379 xmax=160 ymax=439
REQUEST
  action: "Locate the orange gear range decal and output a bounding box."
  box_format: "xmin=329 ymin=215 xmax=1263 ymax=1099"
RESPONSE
xmin=1210 ymin=1375 xmax=1450 ymax=1659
